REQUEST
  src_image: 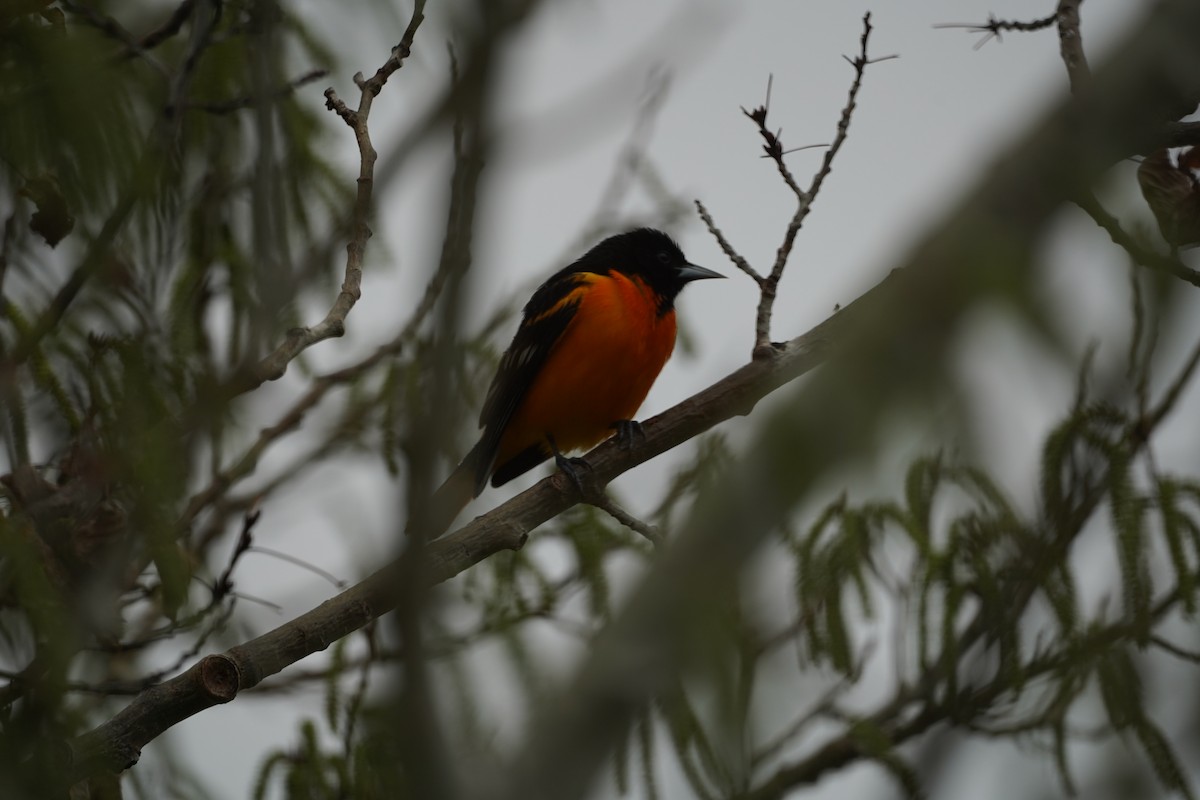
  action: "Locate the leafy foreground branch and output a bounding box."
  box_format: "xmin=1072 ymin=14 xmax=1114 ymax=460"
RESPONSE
xmin=61 ymin=0 xmax=1200 ymax=790
xmin=248 ymin=335 xmax=1200 ymax=800
xmin=735 ymin=345 xmax=1200 ymax=800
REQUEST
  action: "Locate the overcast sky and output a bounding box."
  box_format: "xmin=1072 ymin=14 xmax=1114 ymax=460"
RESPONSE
xmin=152 ymin=2 xmax=1191 ymax=797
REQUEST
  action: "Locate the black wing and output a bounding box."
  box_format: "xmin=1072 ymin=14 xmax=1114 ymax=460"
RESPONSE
xmin=471 ymin=272 xmax=588 ymax=494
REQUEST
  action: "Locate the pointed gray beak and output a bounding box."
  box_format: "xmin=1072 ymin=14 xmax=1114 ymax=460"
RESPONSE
xmin=677 ymin=263 xmax=725 ymax=282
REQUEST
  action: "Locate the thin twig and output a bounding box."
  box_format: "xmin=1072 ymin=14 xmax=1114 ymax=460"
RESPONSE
xmin=584 ymin=490 xmax=663 ymax=546
xmin=341 ymin=624 xmax=377 ymax=758
xmin=190 ymin=69 xmax=330 ymax=114
xmin=750 ymin=659 xmax=860 ymax=769
xmin=63 ymin=600 xmax=240 ymax=695
xmin=1073 ymin=192 xmax=1200 ymax=288
xmin=94 ymin=505 xmax=262 ymax=655
xmin=254 ymin=578 xmax=582 ymax=693
xmin=248 ymin=546 xmax=349 ymax=590
xmin=135 ymin=0 xmax=197 ymax=53
xmin=178 ymin=248 xmax=455 ymax=527
xmin=164 ymin=0 xmax=222 ymax=124
xmin=933 ymin=12 xmax=1058 ymax=50
xmin=4 ymin=172 xmax=143 ymax=369
xmin=1055 ymin=0 xmax=1090 ymax=93
xmin=1143 ymin=331 xmax=1200 ymax=432
xmin=360 ymin=0 xmax=430 ymax=98
xmin=696 ymin=15 xmax=892 ymax=357
xmin=212 ymin=502 xmax=262 ymax=598
xmin=1151 ymin=634 xmax=1200 ymax=664
xmin=732 ymin=13 xmax=890 ymax=355
xmin=584 ymin=69 xmax=677 ymax=238
xmin=246 ymin=0 xmax=427 ymax=391
xmin=694 ymin=200 xmax=761 ymax=285
xmin=58 ymin=0 xmax=171 ymax=77
xmin=742 ymin=75 xmax=809 ymax=200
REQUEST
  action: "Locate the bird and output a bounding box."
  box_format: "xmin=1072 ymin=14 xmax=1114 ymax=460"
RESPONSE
xmin=421 ymin=227 xmax=723 ymax=537
xmin=1137 ymin=146 xmax=1200 ymax=250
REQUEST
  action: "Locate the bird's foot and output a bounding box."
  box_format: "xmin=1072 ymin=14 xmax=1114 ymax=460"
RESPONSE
xmin=612 ymin=419 xmax=645 ymax=450
xmin=555 ymin=453 xmax=594 ymax=496
xmin=547 ymin=434 xmax=594 ymax=497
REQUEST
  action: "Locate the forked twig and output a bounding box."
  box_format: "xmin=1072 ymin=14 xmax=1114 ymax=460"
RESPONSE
xmin=698 ymin=13 xmax=893 ymax=356
xmin=247 ymin=0 xmax=428 ymax=391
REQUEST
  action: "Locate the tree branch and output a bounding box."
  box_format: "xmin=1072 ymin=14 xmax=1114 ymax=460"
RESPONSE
xmin=487 ymin=3 xmax=1200 ymax=797
xmin=1073 ymin=191 xmax=1200 ymax=287
xmin=135 ymin=0 xmax=196 ymax=53
xmin=66 ymin=250 xmax=888 ymax=781
xmin=706 ymin=14 xmax=891 ymax=356
xmin=933 ymin=11 xmax=1058 ymax=50
xmin=243 ymin=0 xmax=427 ymax=391
xmin=189 ymin=68 xmax=330 ymax=115
xmin=62 ymin=0 xmax=1200 ymax=786
xmin=1055 ymin=0 xmax=1091 ymax=93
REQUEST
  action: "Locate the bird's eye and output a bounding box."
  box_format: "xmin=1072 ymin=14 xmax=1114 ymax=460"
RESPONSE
xmin=656 ymin=251 xmax=671 ymax=264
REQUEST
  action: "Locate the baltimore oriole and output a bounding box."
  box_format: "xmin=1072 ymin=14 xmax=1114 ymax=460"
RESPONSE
xmin=425 ymin=227 xmax=722 ymax=535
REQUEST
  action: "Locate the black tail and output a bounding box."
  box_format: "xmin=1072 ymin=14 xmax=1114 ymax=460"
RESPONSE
xmin=414 ymin=441 xmax=486 ymax=539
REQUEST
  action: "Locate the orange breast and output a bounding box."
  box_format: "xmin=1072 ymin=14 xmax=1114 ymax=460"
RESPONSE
xmin=496 ymin=271 xmax=677 ymax=463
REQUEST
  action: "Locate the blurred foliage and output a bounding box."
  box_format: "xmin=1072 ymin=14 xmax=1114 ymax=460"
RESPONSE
xmin=0 ymin=0 xmax=386 ymax=796
xmin=1 ymin=1 xmax=1199 ymax=800
xmin=252 ymin=635 xmax=379 ymax=800
xmin=245 ymin=314 xmax=1200 ymax=799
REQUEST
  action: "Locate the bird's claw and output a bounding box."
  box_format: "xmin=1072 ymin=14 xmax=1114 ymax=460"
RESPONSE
xmin=547 ymin=433 xmax=595 ymax=497
xmin=612 ymin=420 xmax=645 ymax=450
xmin=554 ymin=452 xmax=594 ymax=496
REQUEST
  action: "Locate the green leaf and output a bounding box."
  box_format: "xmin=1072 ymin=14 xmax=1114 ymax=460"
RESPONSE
xmin=955 ymin=464 xmax=1018 ymax=522
xmin=252 ymin=751 xmax=292 ymax=800
xmin=1157 ymin=479 xmax=1198 ymax=615
xmin=1095 ymin=646 xmax=1142 ymax=730
xmin=1043 ymin=560 xmax=1079 ymax=638
xmin=325 ymin=638 xmax=347 ymax=731
xmin=904 ymin=453 xmax=942 ymax=546
xmin=657 ymin=690 xmax=720 ymax=800
xmin=30 ymin=343 xmax=81 ymax=432
xmin=1039 ymin=415 xmax=1080 ymax=519
xmin=151 ymin=539 xmax=191 ymax=622
xmin=1132 ymin=717 xmax=1195 ymax=800
xmin=824 ymin=585 xmax=853 ymax=674
xmin=613 ymin=709 xmax=632 ymax=796
xmin=1108 ymin=452 xmax=1150 ymax=637
xmin=848 ymin=719 xmax=924 ymax=799
xmin=940 ymin=581 xmax=963 ymax=711
xmin=638 ymin=708 xmax=659 ymax=800
xmin=1050 ymin=718 xmax=1078 ymax=797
